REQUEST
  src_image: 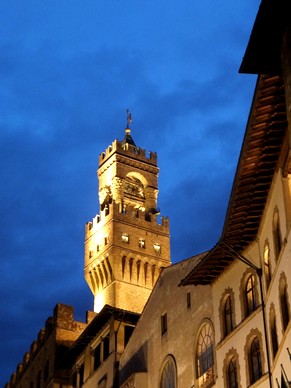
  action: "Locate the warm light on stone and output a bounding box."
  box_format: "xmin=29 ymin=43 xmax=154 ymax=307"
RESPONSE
xmin=94 ymin=292 xmax=104 ymax=313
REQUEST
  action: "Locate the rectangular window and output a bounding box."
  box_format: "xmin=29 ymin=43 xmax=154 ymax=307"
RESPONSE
xmin=89 ymin=250 xmax=93 ymax=259
xmin=104 ymin=236 xmax=108 ymax=245
xmin=44 ymin=360 xmax=49 ymax=381
xmin=122 ymin=233 xmax=129 ymax=243
xmin=37 ymin=371 xmax=41 ymax=388
xmin=187 ymin=292 xmax=191 ymax=309
xmin=96 ymin=244 xmax=100 ymax=252
xmin=153 ymin=243 xmax=161 ymax=253
xmin=139 ymin=239 xmax=145 ymax=248
xmin=79 ymin=364 xmax=84 ymax=386
xmin=124 ymin=325 xmax=135 ymax=347
xmin=103 ymin=334 xmax=110 ymax=360
xmin=161 ymin=313 xmax=167 ymax=335
xmin=94 ymin=343 xmax=101 ymax=370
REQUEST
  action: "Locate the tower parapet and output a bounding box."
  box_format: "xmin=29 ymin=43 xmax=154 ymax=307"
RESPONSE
xmin=86 ymin=202 xmax=169 ymax=236
xmin=99 ymin=140 xmax=157 ymax=167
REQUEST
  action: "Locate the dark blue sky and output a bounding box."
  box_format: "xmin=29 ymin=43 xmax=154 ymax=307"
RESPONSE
xmin=1 ymin=1 xmax=259 ymax=384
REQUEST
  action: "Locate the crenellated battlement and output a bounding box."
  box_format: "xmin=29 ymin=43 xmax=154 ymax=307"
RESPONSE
xmin=99 ymin=139 xmax=157 ymax=167
xmin=86 ymin=202 xmax=169 ymax=237
xmin=6 ymin=304 xmax=94 ymax=388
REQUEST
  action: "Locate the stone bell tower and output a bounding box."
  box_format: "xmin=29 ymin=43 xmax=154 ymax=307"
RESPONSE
xmin=84 ymin=114 xmax=170 ymax=313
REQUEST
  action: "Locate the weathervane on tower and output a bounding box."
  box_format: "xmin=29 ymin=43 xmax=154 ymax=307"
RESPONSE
xmin=126 ymin=109 xmax=132 ymax=130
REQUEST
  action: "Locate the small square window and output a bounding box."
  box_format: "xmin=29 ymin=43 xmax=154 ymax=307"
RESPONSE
xmin=122 ymin=234 xmax=129 ymax=243
xmin=161 ymin=313 xmax=167 ymax=335
xmin=139 ymin=239 xmax=145 ymax=248
xmin=153 ymin=243 xmax=161 ymax=253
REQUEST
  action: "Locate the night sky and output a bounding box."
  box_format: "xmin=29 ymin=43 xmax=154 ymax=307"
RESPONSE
xmin=1 ymin=1 xmax=260 ymax=384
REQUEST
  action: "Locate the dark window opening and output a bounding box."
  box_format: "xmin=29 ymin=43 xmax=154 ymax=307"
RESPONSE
xmin=103 ymin=334 xmax=110 ymax=360
xmin=37 ymin=371 xmax=41 ymax=388
xmin=249 ymin=337 xmax=262 ymax=384
xmin=246 ymin=275 xmax=256 ymax=316
xmin=273 ymin=212 xmax=282 ymax=260
xmin=124 ymin=325 xmax=135 ymax=347
xmin=227 ymin=357 xmax=238 ymax=388
xmin=79 ymin=364 xmax=84 ymax=386
xmin=161 ymin=313 xmax=167 ymax=335
xmin=94 ymin=343 xmax=101 ymax=370
xmin=280 ymin=286 xmax=290 ymax=331
xmin=224 ymin=295 xmax=233 ymax=336
xmin=44 ymin=360 xmax=49 ymax=381
xmin=187 ymin=292 xmax=191 ymax=309
xmin=270 ymin=317 xmax=278 ymax=358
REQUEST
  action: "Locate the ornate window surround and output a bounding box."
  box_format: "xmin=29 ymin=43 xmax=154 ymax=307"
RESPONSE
xmin=219 ymin=288 xmax=235 ymax=340
xmin=159 ymin=354 xmax=177 ymax=388
xmin=222 ymin=348 xmax=241 ymax=388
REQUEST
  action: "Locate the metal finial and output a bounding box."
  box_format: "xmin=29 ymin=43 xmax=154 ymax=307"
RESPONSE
xmin=126 ymin=109 xmax=132 ymax=129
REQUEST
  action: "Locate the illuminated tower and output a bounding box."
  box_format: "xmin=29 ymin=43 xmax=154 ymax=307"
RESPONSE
xmin=84 ymin=114 xmax=170 ymax=313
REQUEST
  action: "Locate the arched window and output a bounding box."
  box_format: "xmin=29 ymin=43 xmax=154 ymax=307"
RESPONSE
xmin=263 ymin=242 xmax=271 ymax=290
xmin=196 ymin=322 xmax=214 ymax=386
xmin=245 ymin=274 xmax=256 ymax=316
xmin=279 ymin=278 xmax=290 ymax=332
xmin=273 ymin=210 xmax=282 ymax=261
xmin=249 ymin=337 xmax=262 ymax=384
xmin=227 ymin=356 xmax=238 ymax=388
xmin=160 ymin=355 xmax=176 ymax=388
xmin=223 ymin=295 xmax=234 ymax=336
xmin=270 ymin=308 xmax=278 ymax=359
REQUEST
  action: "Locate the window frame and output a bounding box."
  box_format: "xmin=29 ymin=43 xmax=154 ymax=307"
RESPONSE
xmin=92 ymin=332 xmax=111 ymax=371
xmin=160 ymin=355 xmax=177 ymax=388
xmin=196 ymin=321 xmax=215 ymax=386
xmin=269 ymin=306 xmax=278 ymax=359
xmin=227 ymin=356 xmax=238 ymax=388
xmin=263 ymin=242 xmax=271 ymax=290
xmin=279 ymin=275 xmax=290 ymax=332
xmin=245 ymin=274 xmax=256 ymax=316
xmin=249 ymin=337 xmax=262 ymax=384
xmin=161 ymin=313 xmax=168 ymax=335
xmin=223 ymin=294 xmax=234 ymax=337
xmin=273 ymin=209 xmax=282 ymax=261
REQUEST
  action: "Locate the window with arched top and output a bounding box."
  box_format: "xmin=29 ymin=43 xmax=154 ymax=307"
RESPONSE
xmin=273 ymin=210 xmax=282 ymax=261
xmin=249 ymin=337 xmax=262 ymax=384
xmin=227 ymin=356 xmax=238 ymax=388
xmin=279 ymin=276 xmax=290 ymax=332
xmin=160 ymin=355 xmax=177 ymax=388
xmin=245 ymin=274 xmax=257 ymax=316
xmin=263 ymin=242 xmax=271 ymax=291
xmin=196 ymin=322 xmax=214 ymax=386
xmin=223 ymin=295 xmax=234 ymax=337
xmin=269 ymin=307 xmax=278 ymax=359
